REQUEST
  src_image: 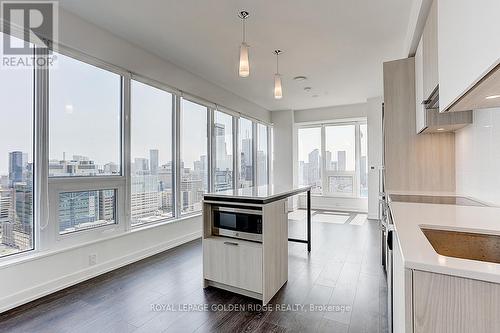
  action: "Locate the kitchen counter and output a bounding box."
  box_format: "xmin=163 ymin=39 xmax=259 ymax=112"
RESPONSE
xmin=204 ymin=185 xmax=311 ymax=204
xmin=389 ymin=200 xmax=500 ymax=284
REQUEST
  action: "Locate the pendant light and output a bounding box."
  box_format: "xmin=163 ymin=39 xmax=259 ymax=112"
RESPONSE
xmin=274 ymin=50 xmax=283 ymax=99
xmin=238 ymin=11 xmax=250 ymax=77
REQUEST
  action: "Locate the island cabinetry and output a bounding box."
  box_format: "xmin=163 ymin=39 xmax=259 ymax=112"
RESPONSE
xmin=202 ymin=198 xmax=288 ymax=305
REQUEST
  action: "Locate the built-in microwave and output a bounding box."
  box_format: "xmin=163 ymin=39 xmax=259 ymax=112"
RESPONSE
xmin=212 ymin=206 xmax=262 ymax=242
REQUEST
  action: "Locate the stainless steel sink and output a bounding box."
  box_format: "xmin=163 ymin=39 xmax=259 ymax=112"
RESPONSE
xmin=421 ymin=227 xmax=500 ymax=264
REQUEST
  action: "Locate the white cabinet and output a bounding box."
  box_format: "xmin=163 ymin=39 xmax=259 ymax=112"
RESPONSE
xmin=422 ymin=0 xmax=439 ymax=99
xmin=414 ymin=0 xmax=472 ymax=133
xmin=438 ymin=0 xmax=500 ymax=112
xmin=203 ymin=237 xmax=263 ymax=293
xmin=415 ymin=37 xmax=426 ymax=133
xmin=392 ymin=231 xmax=413 ymax=333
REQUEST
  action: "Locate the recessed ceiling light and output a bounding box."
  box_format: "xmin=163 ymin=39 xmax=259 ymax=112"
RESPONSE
xmin=437 ymin=128 xmax=445 ymax=131
xmin=293 ymin=76 xmax=307 ymax=81
xmin=304 ymin=87 xmax=312 ymax=92
xmin=486 ymin=94 xmax=500 ymax=100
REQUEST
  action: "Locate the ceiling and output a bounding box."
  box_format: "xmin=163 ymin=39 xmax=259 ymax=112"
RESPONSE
xmin=58 ymin=0 xmax=413 ymax=111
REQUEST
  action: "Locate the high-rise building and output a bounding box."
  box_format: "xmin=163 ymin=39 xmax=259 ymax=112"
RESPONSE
xmin=58 ymin=191 xmax=100 ymax=233
xmin=131 ymin=174 xmax=162 ymax=224
xmin=14 ymin=182 xmax=33 ymax=233
xmin=0 ymin=189 xmax=13 ymax=225
xmin=308 ymin=149 xmax=321 ymax=185
xmin=134 ymin=158 xmax=149 ymax=173
xmin=337 ymin=151 xmax=346 ymax=171
xmin=9 ymin=151 xmax=25 ymax=185
xmin=98 ymin=190 xmax=115 ymax=221
xmin=149 ymin=149 xmax=159 ymax=175
xmin=325 ymin=151 xmax=332 ymax=170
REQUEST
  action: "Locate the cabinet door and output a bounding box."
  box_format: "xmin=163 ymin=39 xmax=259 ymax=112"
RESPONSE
xmin=438 ymin=0 xmax=500 ymax=112
xmin=203 ymin=237 xmax=263 ymax=293
xmin=392 ymin=231 xmax=413 ymax=333
xmin=413 ymin=270 xmax=500 ymax=332
xmin=415 ymin=37 xmax=426 ymax=133
xmin=422 ymin=0 xmax=438 ymax=99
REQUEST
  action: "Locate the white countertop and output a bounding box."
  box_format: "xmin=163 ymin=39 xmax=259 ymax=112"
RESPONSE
xmin=390 ymin=200 xmax=500 ymax=283
xmin=204 ymin=185 xmax=311 ymax=202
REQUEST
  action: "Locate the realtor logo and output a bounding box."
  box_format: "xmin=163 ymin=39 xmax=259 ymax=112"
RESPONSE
xmin=1 ymin=1 xmax=58 ymax=55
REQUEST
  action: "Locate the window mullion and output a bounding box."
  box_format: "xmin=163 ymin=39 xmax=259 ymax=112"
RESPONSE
xmin=233 ymin=116 xmax=239 ymax=189
xmin=252 ymin=121 xmax=258 ymax=186
xmin=35 ymin=46 xmax=50 ymax=251
xmin=321 ymin=125 xmax=326 ymax=194
xmin=207 ymin=108 xmax=214 ymax=193
xmin=355 ymin=123 xmax=361 ymax=198
xmin=174 ymin=95 xmax=181 ymax=218
xmin=122 ymin=76 xmax=131 ymax=231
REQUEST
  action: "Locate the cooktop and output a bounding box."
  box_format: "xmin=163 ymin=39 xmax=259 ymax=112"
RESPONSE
xmin=389 ymin=194 xmax=487 ymax=207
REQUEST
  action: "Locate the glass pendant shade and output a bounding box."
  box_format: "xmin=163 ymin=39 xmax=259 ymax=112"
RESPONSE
xmin=239 ymin=43 xmax=250 ymax=77
xmin=274 ymin=73 xmax=283 ymax=99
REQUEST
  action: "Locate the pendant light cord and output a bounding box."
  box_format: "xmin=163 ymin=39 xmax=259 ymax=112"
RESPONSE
xmin=276 ymin=53 xmax=279 ymax=74
xmin=242 ymin=18 xmax=246 ymax=43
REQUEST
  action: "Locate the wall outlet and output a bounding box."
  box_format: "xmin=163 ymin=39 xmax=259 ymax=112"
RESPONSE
xmin=89 ymin=253 xmax=97 ymax=266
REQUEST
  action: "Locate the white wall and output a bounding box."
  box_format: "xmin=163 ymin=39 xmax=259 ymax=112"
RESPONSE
xmin=293 ymin=102 xmax=370 ymax=212
xmin=294 ymin=103 xmax=368 ymax=123
xmin=455 ymin=108 xmax=500 ymax=205
xmin=0 ymin=8 xmax=271 ymax=313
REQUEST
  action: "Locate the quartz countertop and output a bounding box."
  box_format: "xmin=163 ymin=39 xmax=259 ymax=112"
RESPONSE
xmin=203 ymin=185 xmax=311 ymax=204
xmin=390 ymin=199 xmax=500 ymax=283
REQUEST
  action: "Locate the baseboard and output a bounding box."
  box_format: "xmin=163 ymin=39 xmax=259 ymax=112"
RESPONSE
xmin=0 ymin=231 xmax=201 ymax=314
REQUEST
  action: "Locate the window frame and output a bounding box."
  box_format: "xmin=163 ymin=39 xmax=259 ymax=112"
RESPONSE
xmin=43 ymin=45 xmax=130 ymax=248
xmin=0 ymin=36 xmax=274 ymax=262
xmin=129 ymin=75 xmax=178 ymax=228
xmin=296 ymin=119 xmax=367 ymax=199
xmin=178 ymin=96 xmax=210 ymax=216
xmin=0 ymin=37 xmax=37 ymax=260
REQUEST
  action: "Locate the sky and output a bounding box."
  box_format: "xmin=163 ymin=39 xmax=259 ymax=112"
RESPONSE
xmin=0 ymin=35 xmax=34 ymax=175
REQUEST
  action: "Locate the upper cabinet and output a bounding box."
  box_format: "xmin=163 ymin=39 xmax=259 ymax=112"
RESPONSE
xmin=438 ymin=0 xmax=500 ymax=112
xmin=415 ymin=0 xmax=472 ymax=134
xmin=422 ymin=0 xmax=438 ymax=99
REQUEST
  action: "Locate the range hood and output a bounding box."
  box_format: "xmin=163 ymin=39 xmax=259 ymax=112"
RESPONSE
xmin=423 ymin=86 xmax=439 ymax=110
xmin=418 ymin=85 xmax=473 ymax=134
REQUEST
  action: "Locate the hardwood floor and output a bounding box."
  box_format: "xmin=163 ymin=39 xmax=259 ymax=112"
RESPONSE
xmin=0 ymin=211 xmax=387 ymax=333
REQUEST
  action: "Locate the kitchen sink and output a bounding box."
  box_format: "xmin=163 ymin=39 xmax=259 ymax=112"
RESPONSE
xmin=421 ymin=227 xmax=500 ymax=264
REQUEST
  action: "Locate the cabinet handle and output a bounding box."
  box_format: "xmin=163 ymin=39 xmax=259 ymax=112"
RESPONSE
xmin=224 ymin=241 xmax=239 ymax=246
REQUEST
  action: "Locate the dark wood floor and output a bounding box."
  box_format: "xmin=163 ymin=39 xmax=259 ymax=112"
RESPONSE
xmin=0 ymin=211 xmax=387 ymax=333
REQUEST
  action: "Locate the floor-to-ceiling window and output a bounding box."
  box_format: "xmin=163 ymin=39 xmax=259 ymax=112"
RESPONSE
xmin=0 ymin=31 xmax=273 ymax=261
xmin=180 ymin=99 xmax=208 ymax=214
xmin=130 ymin=79 xmax=174 ymax=226
xmin=325 ymin=124 xmax=356 ymax=196
xmin=49 ymin=52 xmax=122 ymax=235
xmin=213 ymin=111 xmax=234 ymax=192
xmin=238 ymin=117 xmax=254 ymax=188
xmin=0 ymin=33 xmax=34 ymax=257
xmin=298 ymin=127 xmax=322 ymax=194
xmin=297 ymin=120 xmax=366 ymax=197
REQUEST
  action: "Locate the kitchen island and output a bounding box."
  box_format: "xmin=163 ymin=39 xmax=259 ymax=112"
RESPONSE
xmin=202 ymin=185 xmax=311 ymax=304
